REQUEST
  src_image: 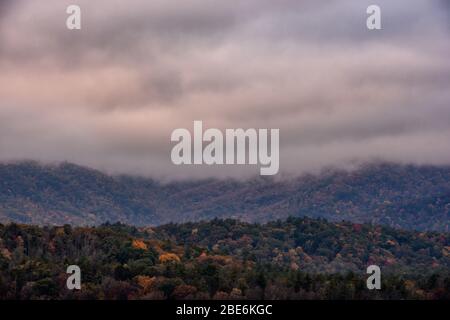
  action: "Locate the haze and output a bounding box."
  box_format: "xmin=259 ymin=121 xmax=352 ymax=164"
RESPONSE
xmin=0 ymin=0 xmax=449 ymax=179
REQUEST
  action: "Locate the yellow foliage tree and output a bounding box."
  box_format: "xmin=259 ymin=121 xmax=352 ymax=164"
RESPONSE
xmin=136 ymin=275 xmax=155 ymax=293
xmin=132 ymin=239 xmax=148 ymax=250
xmin=159 ymin=253 xmax=181 ymax=263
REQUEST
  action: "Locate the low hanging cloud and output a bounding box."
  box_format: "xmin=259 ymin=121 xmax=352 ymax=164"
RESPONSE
xmin=0 ymin=0 xmax=449 ymax=179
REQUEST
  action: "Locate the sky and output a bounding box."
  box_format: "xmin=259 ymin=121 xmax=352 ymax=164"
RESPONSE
xmin=0 ymin=0 xmax=449 ymax=179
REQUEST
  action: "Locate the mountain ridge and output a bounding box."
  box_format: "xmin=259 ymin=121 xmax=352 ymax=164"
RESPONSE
xmin=0 ymin=161 xmax=449 ymax=231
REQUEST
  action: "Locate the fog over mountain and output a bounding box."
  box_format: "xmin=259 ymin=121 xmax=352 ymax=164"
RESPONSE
xmin=0 ymin=162 xmax=449 ymax=231
xmin=0 ymin=0 xmax=449 ymax=179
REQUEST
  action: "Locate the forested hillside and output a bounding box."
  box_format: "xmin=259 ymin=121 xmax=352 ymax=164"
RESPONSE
xmin=0 ymin=162 xmax=449 ymax=231
xmin=0 ymin=218 xmax=449 ymax=300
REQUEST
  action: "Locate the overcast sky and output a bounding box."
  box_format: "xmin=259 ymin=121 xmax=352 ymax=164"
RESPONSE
xmin=0 ymin=0 xmax=449 ymax=179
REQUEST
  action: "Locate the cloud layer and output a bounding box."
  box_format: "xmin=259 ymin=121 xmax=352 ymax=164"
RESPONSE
xmin=0 ymin=0 xmax=449 ymax=179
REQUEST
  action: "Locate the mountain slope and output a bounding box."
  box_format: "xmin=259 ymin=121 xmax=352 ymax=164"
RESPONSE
xmin=0 ymin=161 xmax=449 ymax=231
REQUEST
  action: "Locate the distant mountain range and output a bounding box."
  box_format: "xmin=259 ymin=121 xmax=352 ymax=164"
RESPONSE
xmin=0 ymin=161 xmax=449 ymax=231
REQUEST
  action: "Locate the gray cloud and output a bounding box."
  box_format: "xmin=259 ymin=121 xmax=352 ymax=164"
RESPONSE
xmin=0 ymin=0 xmax=449 ymax=179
